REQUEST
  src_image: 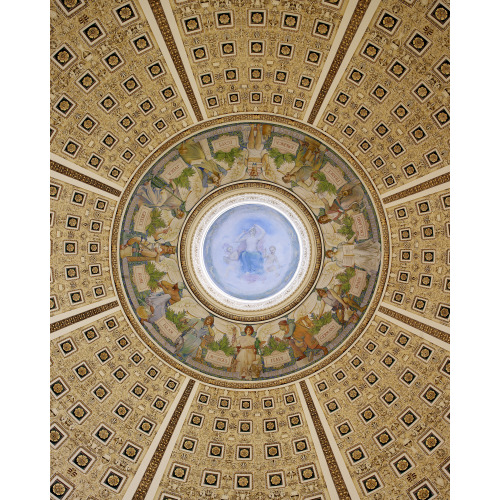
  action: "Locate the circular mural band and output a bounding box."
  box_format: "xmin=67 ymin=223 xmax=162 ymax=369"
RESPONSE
xmin=116 ymin=121 xmax=384 ymax=383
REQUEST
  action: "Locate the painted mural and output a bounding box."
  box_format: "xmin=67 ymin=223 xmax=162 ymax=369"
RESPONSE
xmin=119 ymin=122 xmax=382 ymax=381
xmin=203 ymin=204 xmax=301 ymax=301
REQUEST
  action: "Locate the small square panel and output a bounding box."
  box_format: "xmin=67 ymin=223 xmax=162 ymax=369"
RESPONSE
xmin=58 ymin=338 xmax=76 ymax=357
xmin=298 ymin=464 xmax=318 ymax=483
xmin=397 ymin=271 xmax=410 ymax=283
xmin=336 ymin=420 xmax=353 ymax=437
xmin=399 ymin=407 xmax=420 ymax=428
xmin=54 ymin=94 xmax=76 ymax=117
xmin=154 ymin=119 xmax=167 ymax=132
xmin=421 ymin=249 xmax=436 ymax=264
xmin=264 ymin=418 xmax=278 ymax=432
xmin=130 ymin=383 xmax=147 ymax=399
xmin=409 ymin=480 xmax=438 ymax=500
xmin=120 ymin=441 xmax=142 ymax=462
xmin=147 ymin=61 xmax=164 ymax=79
xmin=192 ymin=413 xmax=208 ymax=428
xmin=388 ymin=59 xmax=409 ymax=80
xmin=428 ymin=1 xmax=450 ymax=28
xmin=50 ymin=377 xmax=69 ymax=399
xmin=262 ymin=397 xmax=274 ymax=409
xmin=374 ymin=428 xmax=395 ymax=448
xmin=129 ymin=351 xmax=144 ymax=365
xmin=87 ymin=154 xmax=103 ymax=170
xmin=361 ymin=41 xmax=381 ymax=61
xmin=392 ymin=102 xmax=410 ymax=122
xmin=434 ymin=56 xmax=450 ymax=82
xmin=93 ymin=424 xmax=114 ymax=445
xmin=68 ymin=401 xmax=90 ymax=424
xmin=396 ymin=332 xmax=411 ymax=347
xmin=182 ymin=15 xmax=202 ymax=34
xmin=281 ymin=12 xmax=300 ymax=30
xmin=207 ymin=442 xmax=224 ymax=458
xmin=381 ymin=353 xmax=396 ymax=369
xmin=325 ymin=397 xmax=340 ymax=414
xmin=374 ymin=121 xmax=390 ymax=138
xmin=101 ymin=468 xmax=126 ymax=493
xmin=313 ymin=20 xmax=333 ymax=39
xmin=117 ymin=337 xmax=130 ymax=350
xmin=288 ymin=413 xmax=302 ymax=428
xmin=358 ymin=139 xmax=372 ymax=153
xmin=399 ymin=227 xmax=412 ymax=241
xmin=64 ymin=265 xmax=79 ymax=280
xmin=191 ymin=45 xmax=208 ymax=62
xmin=343 ymin=125 xmax=355 ymax=137
xmin=364 ymin=340 xmax=378 ymax=353
xmin=419 ymin=429 xmax=443 ymax=454
xmin=413 ymin=81 xmax=433 ymax=102
xmin=389 ymin=141 xmax=405 ymax=157
xmin=82 ymin=326 xmax=98 ymax=343
xmin=94 ymin=198 xmax=108 ymax=212
xmin=239 ymin=420 xmax=252 ymax=433
xmin=108 ymin=167 xmax=122 ymax=182
xmin=73 ymin=362 xmax=92 ymax=381
xmin=267 ymin=471 xmax=285 ymax=488
xmin=99 ymin=94 xmax=118 ymax=113
xmin=360 ymin=473 xmax=383 ymax=495
xmin=403 ymin=163 xmax=418 ymax=178
xmin=380 ymin=389 xmax=399 ymax=407
xmin=69 ymin=447 xmax=96 ymax=473
xmin=335 ymin=369 xmax=347 ymax=381
xmin=372 ymin=156 xmax=385 ymax=169
xmin=50 ymin=423 xmax=67 ymax=449
xmin=137 ymin=418 xmax=155 ymax=436
xmin=113 ymin=3 xmax=137 ymax=25
xmin=113 ymin=401 xmax=132 ymax=420
xmin=250 ymin=91 xmax=262 ymax=104
xmin=50 ymin=474 xmax=74 ymax=500
xmin=293 ymin=438 xmax=310 ymax=454
xmin=131 ymin=33 xmax=152 ymax=54
xmin=371 ymin=84 xmax=389 ymax=102
xmin=52 ymin=44 xmax=77 ymax=70
xmin=102 ymin=50 xmax=124 ymax=71
xmin=248 ymin=10 xmax=266 ymax=26
xmin=392 ymin=291 xmax=405 ymax=304
xmin=347 ymin=445 xmax=368 ymax=465
xmin=298 ymin=75 xmax=313 ymax=90
xmin=78 ymin=115 xmax=98 ymax=135
xmin=201 ymin=470 xmax=221 ymax=488
xmin=383 ymin=174 xmax=396 ymax=188
xmin=364 ymin=371 xmax=379 ymax=386
xmin=62 ymin=139 xmax=81 ymax=158
xmin=95 ymin=348 xmax=112 ymax=364
xmin=220 ymin=41 xmax=236 ymax=57
xmin=284 ymin=393 xmax=296 ymax=405
xmin=139 ymin=99 xmax=155 ymax=115
xmin=425 ymin=149 xmax=443 ymax=167
xmin=377 ymin=322 xmax=390 ymax=335
xmin=306 ymin=49 xmax=322 ymax=66
xmin=356 ymin=105 xmax=371 ymax=121
xmin=400 ymin=368 xmax=418 ymax=386
xmin=433 ymin=107 xmax=450 ymax=128
xmin=274 ymin=70 xmax=289 ymax=84
xmin=335 ymin=91 xmax=350 ymax=106
xmin=377 ymin=10 xmax=401 ymax=34
xmin=234 ymin=474 xmax=252 ymax=490
xmin=350 ymin=356 xmax=363 ymax=369
xmin=249 ymin=40 xmax=265 ymax=55
xmin=391 ymin=453 xmax=415 ymax=476
xmin=215 ymin=10 xmax=233 ymax=28
xmin=68 ymin=290 xmax=84 ymax=305
xmin=152 ymin=397 xmax=168 ymax=412
xmin=348 ymin=68 xmax=365 ymax=85
xmin=237 ymin=445 xmax=253 ymax=460
xmin=359 ymin=406 xmax=377 ymax=424
xmin=206 ymin=96 xmax=219 ymax=109
xmin=112 ymin=366 xmax=129 ymax=383
xmin=91 ymin=385 xmax=109 ymax=404
xmin=145 ymin=365 xmax=159 ymax=380
xmin=101 ymin=132 xmax=118 ymax=150
xmin=136 ymin=133 xmax=151 ymax=147
xmin=316 ymin=380 xmax=328 ymax=392
xmin=56 ymin=0 xmax=85 ymax=16
xmin=324 ymin=112 xmax=337 ymax=125
xmin=227 ymin=92 xmax=240 ymax=104
xmin=161 ymin=86 xmax=176 ymax=102
xmin=420 ymin=384 xmax=441 ymax=406
xmin=121 ymin=76 xmax=141 ymax=95
xmin=223 ymin=68 xmax=238 ymax=83
xmin=173 ymin=107 xmax=186 ymax=121
xmin=406 ymin=31 xmax=431 ymax=55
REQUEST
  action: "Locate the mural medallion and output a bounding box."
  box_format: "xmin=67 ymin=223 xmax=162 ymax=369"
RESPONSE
xmin=116 ymin=121 xmax=384 ymax=383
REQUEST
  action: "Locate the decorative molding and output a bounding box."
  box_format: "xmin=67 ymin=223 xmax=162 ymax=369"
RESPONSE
xmin=50 ymin=160 xmax=122 ymax=197
xmin=382 ymin=172 xmax=450 ymax=204
xmin=50 ymin=301 xmax=119 ymax=333
xmin=378 ymin=306 xmax=450 ymax=343
xmin=300 ymin=381 xmax=352 ymax=499
xmin=131 ymin=379 xmax=195 ymax=500
xmin=307 ymin=0 xmax=372 ymax=124
xmin=111 ymin=114 xmax=390 ymax=389
xmin=147 ymin=0 xmax=203 ymax=121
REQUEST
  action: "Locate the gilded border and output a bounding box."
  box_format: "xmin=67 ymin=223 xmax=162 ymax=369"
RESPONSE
xmin=50 ymin=160 xmax=122 ymax=197
xmin=50 ymin=301 xmax=119 ymax=333
xmin=378 ymin=306 xmax=450 ymax=343
xmin=300 ymin=381 xmax=351 ymax=499
xmin=111 ymin=114 xmax=390 ymax=389
xmin=382 ymin=172 xmax=450 ymax=204
xmin=147 ymin=0 xmax=203 ymax=122
xmin=307 ymin=0 xmax=372 ymax=124
xmin=179 ymin=181 xmax=323 ymax=322
xmin=131 ymin=379 xmax=195 ymax=500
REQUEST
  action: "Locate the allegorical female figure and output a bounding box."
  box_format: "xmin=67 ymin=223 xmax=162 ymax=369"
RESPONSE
xmin=236 ymin=224 xmax=266 ymax=274
xmin=235 ymin=325 xmax=258 ymax=380
xmin=175 ymin=316 xmax=215 ymax=361
xmin=326 ymin=239 xmax=381 ymax=274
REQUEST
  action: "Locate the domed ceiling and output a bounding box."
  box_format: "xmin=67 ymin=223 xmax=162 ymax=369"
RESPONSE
xmin=50 ymin=0 xmax=450 ymax=499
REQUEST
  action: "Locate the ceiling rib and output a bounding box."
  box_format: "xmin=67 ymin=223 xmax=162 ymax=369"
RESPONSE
xmin=144 ymin=0 xmax=207 ymax=122
xmin=379 ymin=305 xmax=450 ymax=343
xmin=308 ymin=0 xmax=383 ymax=127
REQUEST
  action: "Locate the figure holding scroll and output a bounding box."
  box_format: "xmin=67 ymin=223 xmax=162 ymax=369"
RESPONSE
xmin=326 ymin=239 xmax=380 ymax=273
xmin=235 ymin=325 xmax=258 ymax=380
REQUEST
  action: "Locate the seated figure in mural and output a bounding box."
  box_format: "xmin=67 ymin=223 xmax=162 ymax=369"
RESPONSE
xmin=237 ymin=224 xmax=266 ymax=275
xmin=318 ymin=180 xmax=365 ymax=224
xmin=282 ymin=139 xmax=324 ymax=187
xmin=326 ymin=238 xmax=381 ymax=274
xmin=178 ymin=139 xmax=227 ymax=187
xmin=234 ymin=325 xmax=259 ymax=380
xmin=137 ymin=281 xmax=182 ymax=325
xmin=316 ymin=288 xmax=348 ymax=324
xmin=120 ymin=236 xmax=176 ymax=262
xmin=136 ymin=180 xmax=185 ymax=217
xmin=279 ymin=317 xmax=328 ymax=361
xmin=175 ymin=316 xmax=215 ymax=361
xmin=245 ymin=124 xmax=271 ymax=178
